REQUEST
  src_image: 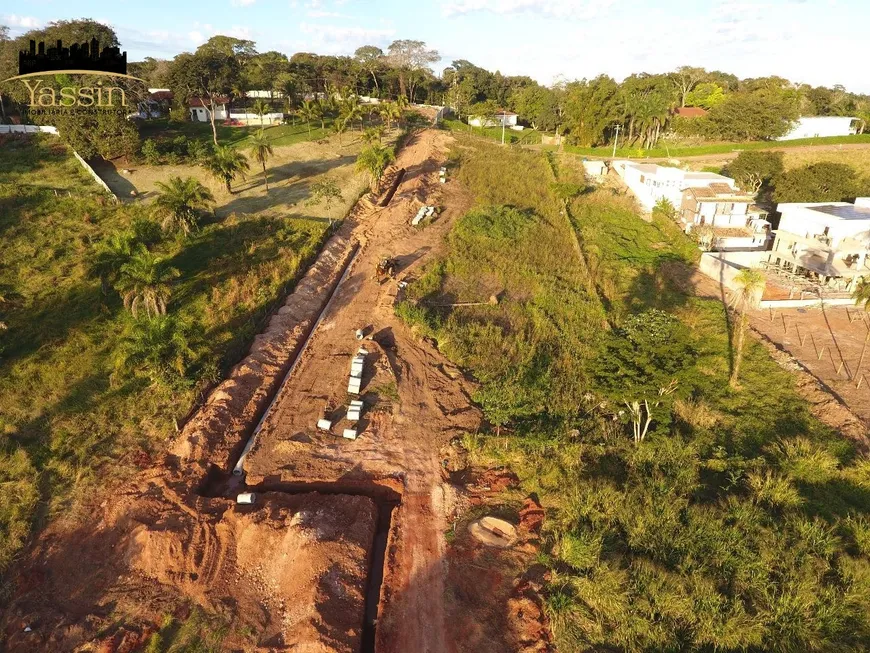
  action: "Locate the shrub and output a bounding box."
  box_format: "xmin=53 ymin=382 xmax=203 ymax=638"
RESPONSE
xmin=140 ymin=138 xmax=161 ymax=165
xmin=773 ymin=437 xmax=840 ymax=484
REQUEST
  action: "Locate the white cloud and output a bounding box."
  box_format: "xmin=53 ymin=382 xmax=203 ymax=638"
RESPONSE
xmin=297 ymin=22 xmax=395 ymax=54
xmin=231 ymin=0 xmax=257 ymax=6
xmin=443 ymin=0 xmax=616 ymax=20
xmin=307 ymin=10 xmax=352 ymax=18
xmin=3 ymin=14 xmax=42 ymax=30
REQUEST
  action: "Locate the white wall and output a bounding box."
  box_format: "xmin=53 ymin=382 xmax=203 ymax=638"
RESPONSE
xmin=614 ymin=161 xmax=736 ymax=211
xmin=190 ymin=106 xmax=228 ymax=122
xmin=778 ymin=116 xmax=858 ymax=141
xmin=0 ymin=125 xmax=58 ymax=134
xmin=469 ymin=114 xmax=518 ymax=128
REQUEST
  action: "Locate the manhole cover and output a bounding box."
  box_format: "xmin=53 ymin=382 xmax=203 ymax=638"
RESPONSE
xmin=467 ymin=516 xmax=517 ymax=548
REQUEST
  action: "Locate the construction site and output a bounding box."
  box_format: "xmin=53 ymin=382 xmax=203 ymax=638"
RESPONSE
xmin=1 ymin=128 xmax=551 ymax=652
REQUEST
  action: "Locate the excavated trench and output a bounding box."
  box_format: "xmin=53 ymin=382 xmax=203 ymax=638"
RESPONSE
xmin=379 ymin=168 xmax=406 ymax=207
xmin=192 ymin=230 xmax=406 ymax=652
xmin=200 ymin=474 xmax=402 ymax=653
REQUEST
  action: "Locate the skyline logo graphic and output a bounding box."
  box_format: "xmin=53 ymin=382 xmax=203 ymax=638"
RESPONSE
xmin=19 ymin=38 xmax=128 ymax=77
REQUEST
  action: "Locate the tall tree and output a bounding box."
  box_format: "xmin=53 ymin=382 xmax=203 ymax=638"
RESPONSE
xmin=168 ymin=50 xmax=241 ymax=145
xmin=670 ymin=66 xmax=707 ymax=107
xmin=728 ymin=268 xmax=766 ymax=388
xmin=563 ymin=76 xmax=621 ymax=147
xmin=248 ymin=130 xmax=274 ymax=192
xmin=386 ymin=39 xmax=439 ymax=101
xmin=153 ymin=176 xmax=215 ymax=234
xmin=203 ymin=145 xmax=250 ymax=194
xmin=354 ymin=46 xmax=384 ymax=95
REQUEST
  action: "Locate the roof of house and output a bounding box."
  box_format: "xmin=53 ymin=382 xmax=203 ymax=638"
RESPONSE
xmin=808 ymin=204 xmax=870 ymax=221
xmin=189 ymin=96 xmax=229 ymax=107
xmin=149 ymin=90 xmax=173 ymax=101
xmin=686 ymin=183 xmax=754 ymax=202
xmin=675 ymin=107 xmax=708 ymax=118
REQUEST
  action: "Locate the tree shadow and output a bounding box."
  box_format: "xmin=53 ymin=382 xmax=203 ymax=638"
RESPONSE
xmin=0 ymin=282 xmax=112 ymax=366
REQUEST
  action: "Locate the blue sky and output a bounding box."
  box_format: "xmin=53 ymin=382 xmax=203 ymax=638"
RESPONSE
xmin=5 ymin=0 xmax=870 ymax=92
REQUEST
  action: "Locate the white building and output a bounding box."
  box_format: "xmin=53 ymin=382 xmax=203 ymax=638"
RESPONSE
xmin=778 ymin=116 xmax=859 ymax=141
xmin=613 ymin=161 xmax=737 ymax=211
xmin=468 ymin=111 xmax=518 ymax=128
xmin=680 ymin=184 xmax=771 ymax=251
xmin=581 ymin=159 xmax=607 ymax=180
xmin=769 ymin=199 xmax=870 ymax=287
xmin=189 ymin=97 xmax=229 ymax=122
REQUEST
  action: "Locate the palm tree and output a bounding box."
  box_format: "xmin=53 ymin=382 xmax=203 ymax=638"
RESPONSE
xmin=853 ymin=277 xmax=870 ymax=311
xmin=316 ymin=97 xmax=330 ymax=130
xmin=249 ymin=130 xmax=274 ymax=192
xmin=251 ymin=98 xmax=270 ymax=127
xmin=113 ymin=315 xmax=195 ymax=386
xmin=356 ymin=143 xmax=395 ymax=192
xmin=153 ymin=176 xmax=214 ymax=235
xmin=203 ymin=146 xmax=250 ymax=194
xmin=298 ymin=100 xmax=317 ymax=137
xmin=115 ymin=248 xmax=180 ymax=318
xmin=380 ymin=102 xmax=402 ymax=130
xmin=362 ymin=126 xmax=385 ymax=145
xmin=728 ymin=268 xmax=766 ymax=388
xmin=88 ymin=231 xmax=137 ymax=295
xmin=333 ymin=116 xmax=349 ymax=147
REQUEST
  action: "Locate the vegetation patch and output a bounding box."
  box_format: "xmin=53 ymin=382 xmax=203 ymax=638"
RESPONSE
xmin=399 ymin=135 xmax=870 ymax=651
xmin=0 ymin=136 xmax=345 ymax=572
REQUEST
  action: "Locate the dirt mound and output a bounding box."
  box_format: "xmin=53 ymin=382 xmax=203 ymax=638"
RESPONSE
xmin=5 ymin=491 xmax=376 ymax=652
xmin=167 ymin=234 xmax=359 ymax=481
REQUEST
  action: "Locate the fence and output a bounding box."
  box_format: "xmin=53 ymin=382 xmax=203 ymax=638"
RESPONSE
xmin=0 ymin=124 xmax=58 ymax=134
xmin=228 ymin=112 xmax=283 ymax=125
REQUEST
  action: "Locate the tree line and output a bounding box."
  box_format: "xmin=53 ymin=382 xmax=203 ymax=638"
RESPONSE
xmin=3 ymin=20 xmax=870 ymax=155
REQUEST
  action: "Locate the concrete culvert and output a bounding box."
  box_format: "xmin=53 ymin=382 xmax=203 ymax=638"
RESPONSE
xmin=468 ymin=516 xmax=517 ymax=548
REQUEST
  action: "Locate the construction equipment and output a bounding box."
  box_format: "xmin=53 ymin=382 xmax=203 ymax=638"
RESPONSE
xmin=376 ymin=256 xmax=397 ymax=283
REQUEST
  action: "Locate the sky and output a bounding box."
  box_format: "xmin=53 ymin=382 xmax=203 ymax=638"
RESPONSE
xmin=4 ymin=0 xmax=870 ymax=92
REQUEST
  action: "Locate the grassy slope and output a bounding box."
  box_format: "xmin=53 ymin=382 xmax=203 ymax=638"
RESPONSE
xmin=0 ymin=134 xmax=352 ymax=572
xmin=401 ymin=136 xmax=870 ymax=651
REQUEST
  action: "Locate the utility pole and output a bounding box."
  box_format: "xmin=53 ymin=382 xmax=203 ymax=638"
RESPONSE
xmin=611 ymin=124 xmax=621 ymax=159
xmin=502 ymin=110 xmax=506 ymax=146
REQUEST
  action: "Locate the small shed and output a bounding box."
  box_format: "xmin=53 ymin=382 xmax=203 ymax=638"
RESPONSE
xmin=582 ymin=159 xmax=607 ymax=180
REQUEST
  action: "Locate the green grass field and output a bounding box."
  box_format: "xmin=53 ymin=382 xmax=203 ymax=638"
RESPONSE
xmin=138 ymin=117 xmax=342 ymax=150
xmin=399 ymin=135 xmax=870 ymax=651
xmin=0 ymin=134 xmax=351 ymax=573
xmin=556 ymin=133 xmax=870 ymax=159
xmin=442 ymin=119 xmax=542 ymax=146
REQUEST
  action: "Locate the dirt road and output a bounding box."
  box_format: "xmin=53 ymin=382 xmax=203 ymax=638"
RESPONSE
xmin=243 ymin=128 xmax=482 ymax=651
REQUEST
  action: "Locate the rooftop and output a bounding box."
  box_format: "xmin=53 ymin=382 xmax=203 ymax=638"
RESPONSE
xmin=808 ymin=204 xmax=870 ymax=221
xmin=688 ymin=183 xmax=753 ymax=201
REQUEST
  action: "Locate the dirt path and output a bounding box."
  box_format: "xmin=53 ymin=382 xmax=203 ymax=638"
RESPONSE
xmin=244 ymin=128 xmax=482 ymax=652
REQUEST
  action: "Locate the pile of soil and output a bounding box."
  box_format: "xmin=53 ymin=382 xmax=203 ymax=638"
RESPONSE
xmin=4 ymin=490 xmax=376 ymax=652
